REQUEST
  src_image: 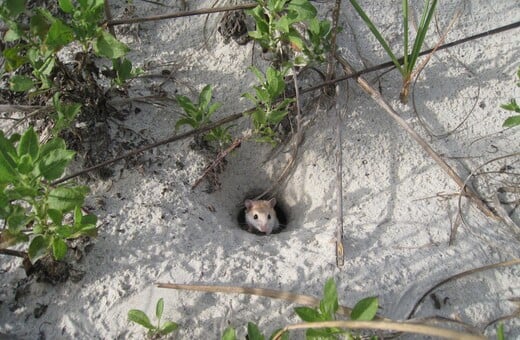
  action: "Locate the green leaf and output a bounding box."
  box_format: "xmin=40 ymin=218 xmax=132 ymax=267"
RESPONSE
xmin=17 ymin=154 xmax=34 ymax=174
xmin=306 ymin=327 xmax=342 ymax=339
xmin=275 ymin=16 xmax=291 ymax=33
xmin=351 ymin=296 xmax=378 ymax=321
xmin=207 ymin=102 xmax=222 ymax=116
xmin=113 ymin=58 xmax=133 ymax=83
xmin=45 ymin=19 xmax=75 ymax=50
xmin=6 ymin=205 xmax=29 ymax=231
xmin=28 ymin=235 xmax=50 ymax=262
xmin=4 ymin=28 xmax=21 ymax=42
xmin=0 ymin=131 xmax=18 ymax=162
xmin=47 ymin=185 xmax=89 ymax=212
xmin=503 ymin=115 xmax=520 ymax=127
xmin=48 ymin=209 xmax=64 ymax=225
xmin=18 ymin=127 xmax=39 ymax=159
xmin=199 ymin=85 xmax=213 ymax=110
xmin=128 ymin=309 xmax=155 ymax=330
xmin=0 ymin=140 xmax=17 ymax=183
xmin=501 ymin=99 xmax=520 ymax=113
xmin=30 ymin=12 xmax=51 ymax=39
xmin=9 ymin=75 xmax=35 ymax=92
xmin=52 ymin=237 xmax=68 ymax=260
xmin=319 ymin=278 xmax=338 ymax=319
xmin=176 ymin=95 xmax=198 ymax=115
xmin=496 ymin=323 xmax=504 ymax=340
xmin=38 ymin=148 xmax=75 ymax=180
xmin=222 ymin=327 xmax=237 ymax=340
xmin=3 ymin=46 xmax=28 ymax=71
xmin=294 ymin=306 xmax=323 ymax=322
xmin=58 ymin=0 xmax=74 ymax=13
xmin=267 ymin=109 xmax=288 ymax=125
xmin=247 ymin=322 xmax=265 ymax=340
xmin=286 ymin=0 xmax=317 ymax=21
xmin=4 ymin=0 xmax=26 ymax=17
xmin=175 ymin=117 xmax=198 ymax=130
xmin=156 ymin=298 xmax=164 ymax=319
xmin=93 ymin=30 xmax=129 ymax=59
xmin=287 ymin=31 xmax=304 ymax=51
xmin=348 ymin=0 xmax=402 ymax=75
xmin=159 ymin=321 xmax=178 ymax=335
xmin=39 ymin=137 xmax=66 ymax=159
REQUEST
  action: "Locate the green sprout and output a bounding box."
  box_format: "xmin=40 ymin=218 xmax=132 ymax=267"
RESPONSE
xmin=349 ymin=0 xmax=438 ymax=103
xmin=128 ymin=298 xmax=179 ymax=339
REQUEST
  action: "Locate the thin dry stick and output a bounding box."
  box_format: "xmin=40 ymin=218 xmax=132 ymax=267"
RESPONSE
xmin=333 ymin=54 xmax=498 ymax=220
xmin=191 ymin=135 xmax=249 ymax=190
xmin=271 ymin=320 xmax=485 ymax=340
xmin=156 ymin=282 xmax=361 ymax=318
xmin=104 ymin=3 xmax=257 ymax=27
xmin=453 ymin=152 xmax=520 ymax=242
xmin=52 ymin=111 xmax=245 ymax=185
xmin=103 ymin=0 xmax=116 ymax=37
xmin=334 ymin=88 xmax=345 ymax=268
xmin=406 ymin=259 xmax=520 ymax=320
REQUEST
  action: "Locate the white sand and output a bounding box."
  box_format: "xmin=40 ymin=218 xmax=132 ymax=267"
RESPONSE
xmin=1 ymin=1 xmax=519 ymax=339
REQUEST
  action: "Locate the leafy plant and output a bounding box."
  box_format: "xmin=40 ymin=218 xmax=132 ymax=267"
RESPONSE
xmin=221 ymin=278 xmax=378 ymax=339
xmin=348 ymin=0 xmax=438 ymax=103
xmin=247 ymin=0 xmax=332 ymax=65
xmin=111 ymin=57 xmax=143 ymax=86
xmin=175 ymin=85 xmax=232 ymax=147
xmin=1 ymin=0 xmax=129 ymax=91
xmin=242 ymin=66 xmax=294 ymax=144
xmin=0 ymin=128 xmax=97 ymax=263
xmin=222 ymin=322 xmax=289 ymax=340
xmin=294 ymin=278 xmax=378 ymax=339
xmin=51 ymin=92 xmax=82 ymax=136
xmin=501 ymin=66 xmax=520 ymax=128
xmin=128 ymin=298 xmax=179 ymax=339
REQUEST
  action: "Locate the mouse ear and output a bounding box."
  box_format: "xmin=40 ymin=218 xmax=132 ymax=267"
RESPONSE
xmin=268 ymin=198 xmax=276 ymax=207
xmin=244 ymin=199 xmax=253 ymax=209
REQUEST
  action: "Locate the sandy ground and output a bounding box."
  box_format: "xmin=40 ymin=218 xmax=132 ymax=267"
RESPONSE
xmin=1 ymin=0 xmax=519 ymax=339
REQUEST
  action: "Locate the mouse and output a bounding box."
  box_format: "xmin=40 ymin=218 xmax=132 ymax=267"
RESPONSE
xmin=244 ymin=198 xmax=279 ymax=235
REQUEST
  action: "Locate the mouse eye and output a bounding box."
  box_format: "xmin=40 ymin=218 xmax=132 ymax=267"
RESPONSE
xmin=253 ymin=214 xmax=258 ymax=219
xmin=267 ymin=214 xmax=271 ymax=219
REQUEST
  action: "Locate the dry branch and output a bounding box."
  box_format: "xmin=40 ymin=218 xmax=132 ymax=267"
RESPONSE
xmin=104 ymin=3 xmax=257 ymax=27
xmin=52 ymin=111 xmax=245 ymax=185
xmin=333 ymin=54 xmax=498 ymax=220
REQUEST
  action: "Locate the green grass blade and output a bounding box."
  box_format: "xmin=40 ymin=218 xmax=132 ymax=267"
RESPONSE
xmin=349 ymin=0 xmax=404 ymax=76
xmin=402 ymin=0 xmax=409 ymax=69
xmin=408 ymin=0 xmax=437 ymax=73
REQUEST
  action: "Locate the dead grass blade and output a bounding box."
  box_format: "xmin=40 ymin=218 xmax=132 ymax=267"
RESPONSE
xmin=271 ymin=320 xmax=485 ymax=340
xmin=156 ymin=282 xmax=359 ymax=318
xmin=105 ymin=3 xmax=257 ymax=27
xmin=333 ymin=53 xmax=498 ymax=220
xmin=406 ymin=259 xmax=520 ymax=319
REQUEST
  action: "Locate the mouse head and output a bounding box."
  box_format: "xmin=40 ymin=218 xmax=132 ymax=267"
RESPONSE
xmin=244 ymin=198 xmax=277 ymax=235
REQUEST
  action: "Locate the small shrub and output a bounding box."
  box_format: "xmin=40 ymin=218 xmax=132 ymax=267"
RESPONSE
xmin=0 ymin=128 xmax=97 ymax=263
xmin=175 ymin=85 xmax=232 ymax=148
xmin=128 ymin=298 xmax=179 ymax=339
xmin=242 ymin=66 xmax=294 ymax=144
xmin=501 ymin=67 xmax=520 ymax=128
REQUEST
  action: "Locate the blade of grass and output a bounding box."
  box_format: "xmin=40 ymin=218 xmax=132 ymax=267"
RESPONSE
xmin=348 ymin=0 xmax=404 ymax=76
xmin=402 ymin=0 xmax=409 ymax=70
xmin=408 ymin=0 xmax=437 ymax=74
